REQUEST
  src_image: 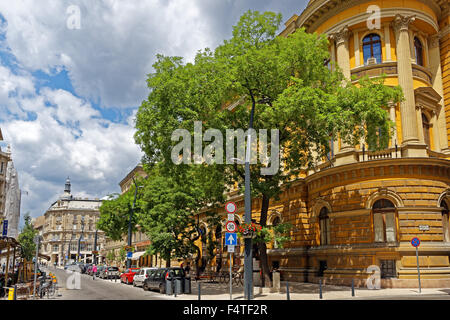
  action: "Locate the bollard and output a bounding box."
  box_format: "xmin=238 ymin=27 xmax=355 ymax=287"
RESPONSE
xmin=13 ymin=285 xmax=17 ymax=300
xmin=319 ymin=279 xmax=323 ymax=299
xmin=286 ymin=281 xmax=290 ymax=300
xmin=351 ymin=279 xmax=355 ymax=297
xmin=166 ymin=279 xmax=173 ymax=295
xmin=198 ymin=282 xmax=201 ymax=300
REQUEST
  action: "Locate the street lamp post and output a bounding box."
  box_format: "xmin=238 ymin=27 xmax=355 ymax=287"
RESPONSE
xmin=244 ymin=102 xmax=256 ymax=300
xmin=93 ymin=229 xmax=98 ymax=265
xmin=127 ymin=178 xmax=143 ymax=269
xmin=77 ymin=216 xmax=85 ymax=262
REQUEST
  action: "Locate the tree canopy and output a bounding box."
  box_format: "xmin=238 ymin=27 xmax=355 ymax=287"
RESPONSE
xmin=130 ymin=10 xmax=404 ymax=285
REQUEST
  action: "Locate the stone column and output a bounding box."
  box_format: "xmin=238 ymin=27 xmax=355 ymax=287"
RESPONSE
xmin=416 ymin=105 xmax=425 ymax=143
xmin=431 ymin=110 xmax=440 ymax=151
xmin=384 ymin=25 xmax=392 ymax=61
xmin=389 ymin=102 xmax=398 ymax=146
xmin=332 ymin=26 xmax=351 ymax=80
xmin=429 ymin=33 xmax=450 ymax=154
xmin=391 ymin=14 xmax=427 ymax=157
xmin=331 ymin=26 xmax=358 ymax=165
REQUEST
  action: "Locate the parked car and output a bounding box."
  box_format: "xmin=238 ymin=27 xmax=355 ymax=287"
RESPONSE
xmin=143 ymin=267 xmax=185 ymax=293
xmin=133 ymin=267 xmax=157 ymax=287
xmin=100 ymin=266 xmax=120 ymax=279
xmin=95 ymin=266 xmax=106 ymax=277
xmin=120 ymin=268 xmax=140 ymax=285
xmin=82 ymin=263 xmax=92 ymax=274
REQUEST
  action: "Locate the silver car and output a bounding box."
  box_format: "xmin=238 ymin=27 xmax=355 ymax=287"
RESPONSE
xmin=100 ymin=266 xmax=120 ymax=279
xmin=133 ymin=267 xmax=157 ymax=287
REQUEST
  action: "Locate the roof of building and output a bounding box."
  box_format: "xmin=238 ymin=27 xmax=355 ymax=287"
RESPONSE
xmin=118 ymin=164 xmax=148 ymax=190
xmin=32 ymin=216 xmax=45 ymax=229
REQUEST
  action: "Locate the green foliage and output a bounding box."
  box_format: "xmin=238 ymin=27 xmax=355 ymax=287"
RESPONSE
xmin=106 ymin=250 xmax=116 ymax=263
xmin=253 ymin=223 xmax=292 ymax=249
xmin=133 ymin=10 xmax=403 ymax=270
xmin=17 ymin=213 xmax=38 ymax=261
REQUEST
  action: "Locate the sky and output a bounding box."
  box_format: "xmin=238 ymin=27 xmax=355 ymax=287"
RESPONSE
xmin=0 ymin=0 xmax=309 ymax=227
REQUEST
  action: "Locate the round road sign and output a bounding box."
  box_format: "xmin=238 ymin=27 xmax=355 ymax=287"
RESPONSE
xmin=411 ymin=237 xmax=420 ymax=247
xmin=225 ymin=202 xmax=237 ymax=214
xmin=225 ymin=221 xmax=237 ymax=233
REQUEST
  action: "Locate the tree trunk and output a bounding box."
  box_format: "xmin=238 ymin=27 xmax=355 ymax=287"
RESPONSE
xmin=258 ymin=193 xmax=272 ymax=287
xmin=165 ymin=255 xmax=171 ymax=267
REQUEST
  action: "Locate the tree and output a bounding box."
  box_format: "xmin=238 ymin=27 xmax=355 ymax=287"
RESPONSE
xmin=138 ymin=165 xmax=224 ymax=268
xmin=18 ymin=213 xmax=38 ymax=261
xmin=135 ymin=10 xmax=402 ymax=286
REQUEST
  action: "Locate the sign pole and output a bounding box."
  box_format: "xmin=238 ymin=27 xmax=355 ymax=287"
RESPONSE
xmin=229 ymin=252 xmax=232 ymax=300
xmin=33 ymin=236 xmax=40 ymax=299
xmin=416 ymin=246 xmax=421 ymax=293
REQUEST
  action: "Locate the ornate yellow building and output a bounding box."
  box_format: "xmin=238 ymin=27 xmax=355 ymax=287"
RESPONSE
xmin=197 ymin=0 xmax=450 ymax=288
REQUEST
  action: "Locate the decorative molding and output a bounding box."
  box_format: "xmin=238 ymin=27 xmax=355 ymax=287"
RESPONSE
xmin=330 ymin=25 xmax=350 ymax=46
xmin=391 ymin=14 xmax=416 ymax=34
xmin=365 ymin=188 xmax=405 ymax=209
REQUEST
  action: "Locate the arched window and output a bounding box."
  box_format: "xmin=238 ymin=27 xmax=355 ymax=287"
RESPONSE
xmin=441 ymin=200 xmax=449 ymax=242
xmin=414 ymin=37 xmax=424 ymax=66
xmin=363 ymin=34 xmax=382 ymax=65
xmin=319 ymin=207 xmax=330 ymax=245
xmin=272 ymin=216 xmax=281 ymax=227
xmin=422 ymin=113 xmax=431 ymax=149
xmin=373 ymin=199 xmax=396 ymax=242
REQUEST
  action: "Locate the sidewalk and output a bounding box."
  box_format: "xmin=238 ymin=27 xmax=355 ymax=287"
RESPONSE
xmin=161 ymin=280 xmax=450 ymax=300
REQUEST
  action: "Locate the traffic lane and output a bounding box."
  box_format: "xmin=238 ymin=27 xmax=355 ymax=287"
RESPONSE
xmin=45 ymin=267 xmax=169 ymax=300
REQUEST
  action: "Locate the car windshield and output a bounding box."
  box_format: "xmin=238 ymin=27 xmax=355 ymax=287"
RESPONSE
xmin=108 ymin=267 xmax=118 ymax=271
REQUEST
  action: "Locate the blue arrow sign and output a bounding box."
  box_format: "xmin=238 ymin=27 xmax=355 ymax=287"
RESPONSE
xmin=2 ymin=220 xmax=8 ymax=237
xmin=127 ymin=251 xmax=133 ymax=258
xmin=225 ymin=233 xmax=237 ymax=246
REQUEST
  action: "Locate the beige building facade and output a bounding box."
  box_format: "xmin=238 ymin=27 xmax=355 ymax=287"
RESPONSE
xmin=37 ymin=178 xmax=106 ymax=266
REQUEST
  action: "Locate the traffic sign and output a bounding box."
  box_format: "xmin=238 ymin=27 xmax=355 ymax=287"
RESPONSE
xmin=127 ymin=251 xmax=133 ymax=258
xmin=411 ymin=237 xmax=420 ymax=247
xmin=225 ymin=233 xmax=237 ymax=246
xmin=227 ymin=245 xmax=235 ymax=253
xmin=225 ymin=202 xmax=237 ymax=214
xmin=2 ymin=220 xmax=8 ymax=237
xmin=225 ymin=221 xmax=237 ymax=233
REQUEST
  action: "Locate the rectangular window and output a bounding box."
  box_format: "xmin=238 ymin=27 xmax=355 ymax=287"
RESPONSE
xmin=380 ymin=260 xmax=396 ymax=278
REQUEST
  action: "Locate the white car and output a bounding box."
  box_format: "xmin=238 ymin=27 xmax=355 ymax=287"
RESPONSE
xmin=133 ymin=267 xmax=157 ymax=287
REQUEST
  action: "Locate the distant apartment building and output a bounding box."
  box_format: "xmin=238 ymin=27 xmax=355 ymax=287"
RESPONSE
xmin=36 ymin=178 xmax=106 ymax=266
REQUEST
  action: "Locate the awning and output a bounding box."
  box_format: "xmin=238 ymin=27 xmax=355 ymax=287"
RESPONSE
xmin=131 ymin=251 xmax=146 ymax=260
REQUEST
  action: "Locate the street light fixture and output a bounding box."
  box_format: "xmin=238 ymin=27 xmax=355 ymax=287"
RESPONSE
xmin=126 ymin=177 xmax=144 ymax=269
xmin=77 ymin=216 xmax=85 ymax=262
xmin=229 ymin=101 xmax=256 ymax=301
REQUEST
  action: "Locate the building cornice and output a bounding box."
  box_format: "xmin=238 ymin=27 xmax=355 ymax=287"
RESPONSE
xmin=295 ymin=0 xmax=444 ymax=34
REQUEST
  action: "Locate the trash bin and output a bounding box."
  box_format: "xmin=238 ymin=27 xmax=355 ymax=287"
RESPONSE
xmin=166 ymin=279 xmax=173 ymax=295
xmin=174 ymin=277 xmax=183 ymax=295
xmin=184 ymin=277 xmax=191 ymax=294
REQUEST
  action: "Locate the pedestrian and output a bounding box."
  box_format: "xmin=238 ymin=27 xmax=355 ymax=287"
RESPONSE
xmin=184 ymin=262 xmax=191 ymax=277
xmin=92 ymin=264 xmax=97 ymax=280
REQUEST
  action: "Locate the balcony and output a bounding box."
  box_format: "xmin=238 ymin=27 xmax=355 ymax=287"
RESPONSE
xmin=351 ymin=62 xmax=432 ymax=85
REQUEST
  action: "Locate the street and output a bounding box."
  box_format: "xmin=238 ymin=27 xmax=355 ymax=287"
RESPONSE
xmin=45 ymin=267 xmax=168 ymax=300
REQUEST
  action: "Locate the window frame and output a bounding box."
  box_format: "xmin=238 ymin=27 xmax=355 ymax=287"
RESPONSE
xmin=362 ymin=33 xmax=382 ymax=65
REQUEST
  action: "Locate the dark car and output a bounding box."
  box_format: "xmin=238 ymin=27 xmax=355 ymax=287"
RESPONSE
xmin=143 ymin=267 xmax=185 ymax=293
xmin=95 ymin=266 xmax=106 ymax=277
xmin=100 ymin=266 xmax=120 ymax=279
xmin=82 ymin=263 xmax=92 ymax=274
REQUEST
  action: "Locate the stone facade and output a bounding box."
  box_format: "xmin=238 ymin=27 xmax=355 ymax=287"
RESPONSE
xmin=195 ymin=0 xmax=450 ymax=288
xmin=36 ymin=178 xmax=106 ymax=266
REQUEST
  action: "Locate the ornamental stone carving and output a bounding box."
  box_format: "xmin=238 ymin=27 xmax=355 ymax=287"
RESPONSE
xmin=330 ymin=26 xmax=350 ymax=46
xmin=391 ymin=14 xmax=415 ymax=34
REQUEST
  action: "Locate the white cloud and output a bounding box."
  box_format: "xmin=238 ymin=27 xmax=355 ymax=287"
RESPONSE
xmin=2 ymin=83 xmax=142 ymax=219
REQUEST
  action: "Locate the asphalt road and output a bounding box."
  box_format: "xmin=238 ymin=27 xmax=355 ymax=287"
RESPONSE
xmin=44 ymin=267 xmax=168 ymax=300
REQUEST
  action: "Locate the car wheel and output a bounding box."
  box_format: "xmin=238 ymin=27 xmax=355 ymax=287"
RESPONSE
xmin=159 ymin=283 xmax=165 ymax=294
xmin=143 ymin=282 xmax=149 ymax=291
xmin=133 ymin=281 xmax=136 ymax=287
xmin=126 ymin=279 xmax=129 ymax=285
